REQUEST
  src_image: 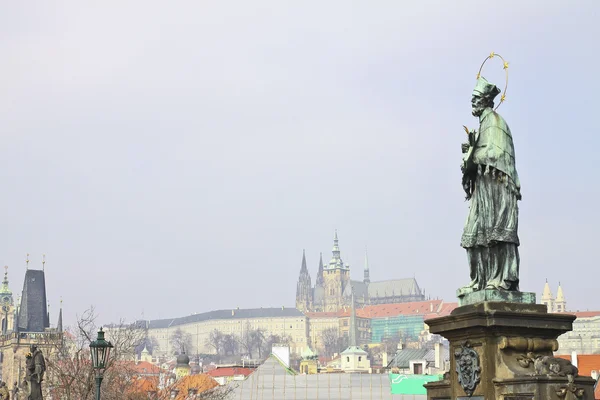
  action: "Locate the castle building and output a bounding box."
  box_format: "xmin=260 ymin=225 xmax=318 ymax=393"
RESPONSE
xmin=541 ymin=280 xmax=567 ymax=313
xmin=295 ymin=231 xmax=425 ymax=313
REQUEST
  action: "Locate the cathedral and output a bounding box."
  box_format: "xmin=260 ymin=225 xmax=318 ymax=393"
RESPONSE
xmin=295 ymin=231 xmax=425 ymax=312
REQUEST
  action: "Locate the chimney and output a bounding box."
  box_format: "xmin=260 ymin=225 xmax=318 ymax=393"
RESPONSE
xmin=434 ymin=343 xmax=442 ymax=369
xmin=571 ymin=351 xmax=578 ymax=368
xmin=430 ymin=303 xmax=433 ymax=312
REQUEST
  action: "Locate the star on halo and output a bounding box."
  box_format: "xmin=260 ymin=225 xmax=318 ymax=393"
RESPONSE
xmin=503 ymin=61 xmax=509 ymax=70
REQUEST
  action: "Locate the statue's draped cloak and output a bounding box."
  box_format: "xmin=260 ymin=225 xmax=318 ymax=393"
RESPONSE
xmin=461 ymin=107 xmax=520 ymax=290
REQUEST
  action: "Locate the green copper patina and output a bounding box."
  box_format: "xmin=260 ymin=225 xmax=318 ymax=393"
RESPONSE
xmin=459 ymin=77 xmax=521 ymax=295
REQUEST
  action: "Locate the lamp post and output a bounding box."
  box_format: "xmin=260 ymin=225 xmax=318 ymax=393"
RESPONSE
xmin=89 ymin=327 xmax=114 ymax=400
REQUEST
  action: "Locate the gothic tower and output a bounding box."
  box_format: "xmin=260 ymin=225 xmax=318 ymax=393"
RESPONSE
xmin=322 ymin=230 xmax=350 ymax=312
xmin=312 ymin=253 xmax=325 ymax=311
xmin=555 ymin=282 xmax=566 ymax=312
xmin=541 ymin=279 xmax=554 ymax=312
xmin=295 ymin=250 xmax=313 ymax=312
xmin=0 ymin=266 xmax=15 ymax=335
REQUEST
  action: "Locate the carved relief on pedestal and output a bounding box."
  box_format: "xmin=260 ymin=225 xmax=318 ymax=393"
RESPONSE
xmin=555 ymin=382 xmax=586 ymax=399
xmin=455 ymin=341 xmax=481 ymax=397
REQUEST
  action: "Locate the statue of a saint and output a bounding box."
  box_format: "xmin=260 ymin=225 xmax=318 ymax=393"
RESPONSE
xmin=25 ymin=345 xmax=45 ymax=400
xmin=460 ymin=76 xmax=521 ymax=293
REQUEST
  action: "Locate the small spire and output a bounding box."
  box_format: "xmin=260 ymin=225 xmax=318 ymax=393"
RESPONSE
xmin=316 ymin=253 xmax=324 ymax=287
xmin=0 ymin=266 xmax=11 ymax=296
xmin=26 ymin=254 xmax=29 ymax=270
xmin=363 ymin=247 xmax=370 ymax=284
xmin=542 ymin=280 xmax=553 ymax=301
xmin=57 ymin=299 xmax=63 ymax=332
xmin=42 ymin=254 xmax=46 ymax=271
xmin=300 ymin=249 xmax=308 ymax=272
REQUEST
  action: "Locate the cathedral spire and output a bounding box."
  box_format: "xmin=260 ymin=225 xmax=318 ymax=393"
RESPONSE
xmin=316 ymin=253 xmax=324 ymax=287
xmin=57 ymin=298 xmax=63 ymax=332
xmin=295 ymin=250 xmax=312 ymax=312
xmin=328 ymin=230 xmax=345 ymax=269
xmin=300 ymin=249 xmax=308 ymax=272
xmin=363 ymin=247 xmax=370 ymax=284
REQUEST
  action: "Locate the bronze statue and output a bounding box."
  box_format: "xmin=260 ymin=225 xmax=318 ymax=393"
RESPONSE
xmin=460 ymin=73 xmax=521 ymax=293
xmin=25 ymin=345 xmax=45 ymax=400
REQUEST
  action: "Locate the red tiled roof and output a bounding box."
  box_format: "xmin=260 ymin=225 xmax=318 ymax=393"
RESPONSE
xmin=306 ymin=301 xmax=458 ymax=320
xmin=569 ymin=311 xmax=600 ymax=318
xmin=363 ymin=300 xmax=457 ymax=318
xmin=556 ymin=354 xmax=600 ymax=377
xmin=596 ymin=382 xmax=600 ymax=400
xmin=131 ymin=361 xmax=161 ymax=375
xmin=206 ymin=367 xmax=253 ymax=378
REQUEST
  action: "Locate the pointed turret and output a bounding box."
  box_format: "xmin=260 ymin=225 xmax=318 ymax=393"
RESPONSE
xmin=363 ymin=248 xmax=370 ymax=284
xmin=541 ymin=279 xmax=555 ymax=312
xmin=57 ymin=298 xmax=63 ymax=332
xmin=316 ymin=253 xmax=324 ymax=287
xmin=295 ymin=250 xmax=313 ymax=312
xmin=328 ymin=230 xmax=346 ymax=270
xmin=18 ymin=269 xmax=50 ymax=332
xmin=300 ymin=250 xmax=308 ymax=273
xmin=555 ymin=282 xmax=566 ymax=312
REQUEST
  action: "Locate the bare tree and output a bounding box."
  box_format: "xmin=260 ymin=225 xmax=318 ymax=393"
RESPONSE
xmin=249 ymin=328 xmax=266 ymax=359
xmin=260 ymin=333 xmax=292 ymax=357
xmin=320 ymin=327 xmax=339 ymax=357
xmin=206 ymin=329 xmax=224 ymax=356
xmin=238 ymin=324 xmax=267 ymax=359
xmin=221 ymin=334 xmax=238 ymax=356
xmin=170 ymin=327 xmax=193 ymax=355
xmin=135 ymin=335 xmax=160 ymax=357
xmin=383 ymin=334 xmax=402 ymax=355
xmin=44 ymin=306 xmax=147 ymax=400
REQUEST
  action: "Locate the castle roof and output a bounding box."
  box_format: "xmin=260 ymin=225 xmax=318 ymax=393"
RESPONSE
xmin=145 ymin=307 xmax=303 ymax=329
xmin=18 ymin=269 xmax=49 ymax=332
xmin=344 ymin=278 xmax=422 ymax=300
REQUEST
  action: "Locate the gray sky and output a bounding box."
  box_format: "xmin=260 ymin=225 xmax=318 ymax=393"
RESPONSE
xmin=1 ymin=1 xmax=599 ymax=325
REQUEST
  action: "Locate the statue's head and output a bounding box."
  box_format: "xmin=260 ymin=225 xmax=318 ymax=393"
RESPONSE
xmin=472 ymin=77 xmax=500 ymax=117
xmin=29 ymin=345 xmax=37 ymax=353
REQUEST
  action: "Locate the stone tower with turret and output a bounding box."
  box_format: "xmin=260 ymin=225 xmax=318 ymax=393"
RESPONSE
xmin=295 ymin=250 xmax=313 ymax=312
xmin=322 ymin=231 xmax=350 ymax=312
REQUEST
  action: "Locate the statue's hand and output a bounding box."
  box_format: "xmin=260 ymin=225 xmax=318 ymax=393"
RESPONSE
xmin=461 ymin=143 xmax=470 ymax=153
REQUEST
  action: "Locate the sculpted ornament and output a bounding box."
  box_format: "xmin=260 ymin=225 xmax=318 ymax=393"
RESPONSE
xmin=455 ymin=341 xmax=481 ymax=397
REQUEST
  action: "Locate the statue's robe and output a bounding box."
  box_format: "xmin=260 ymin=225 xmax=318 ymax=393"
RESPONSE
xmin=461 ymin=107 xmax=521 ymax=291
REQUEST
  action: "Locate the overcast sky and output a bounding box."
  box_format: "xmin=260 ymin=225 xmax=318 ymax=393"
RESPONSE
xmin=1 ymin=1 xmax=599 ymax=326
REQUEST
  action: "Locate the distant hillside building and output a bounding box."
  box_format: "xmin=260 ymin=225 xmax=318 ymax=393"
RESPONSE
xmin=295 ymin=231 xmax=426 ymax=313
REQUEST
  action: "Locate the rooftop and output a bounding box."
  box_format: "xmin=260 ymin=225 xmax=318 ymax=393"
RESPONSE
xmin=144 ymin=307 xmax=303 ymax=329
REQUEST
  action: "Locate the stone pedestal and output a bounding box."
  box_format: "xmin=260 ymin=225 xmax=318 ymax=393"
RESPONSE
xmin=424 ymin=302 xmax=596 ymax=400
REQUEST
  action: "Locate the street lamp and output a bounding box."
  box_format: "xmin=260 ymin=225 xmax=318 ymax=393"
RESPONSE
xmin=89 ymin=327 xmax=114 ymax=400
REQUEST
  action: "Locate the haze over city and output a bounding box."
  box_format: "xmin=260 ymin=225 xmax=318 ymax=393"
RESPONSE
xmin=1 ymin=1 xmax=599 ymax=325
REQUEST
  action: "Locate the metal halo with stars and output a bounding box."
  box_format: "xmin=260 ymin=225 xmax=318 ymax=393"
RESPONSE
xmin=476 ymin=52 xmax=509 ymax=110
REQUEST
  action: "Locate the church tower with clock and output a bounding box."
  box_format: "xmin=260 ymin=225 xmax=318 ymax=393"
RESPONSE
xmin=0 ymin=266 xmax=14 ymax=335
